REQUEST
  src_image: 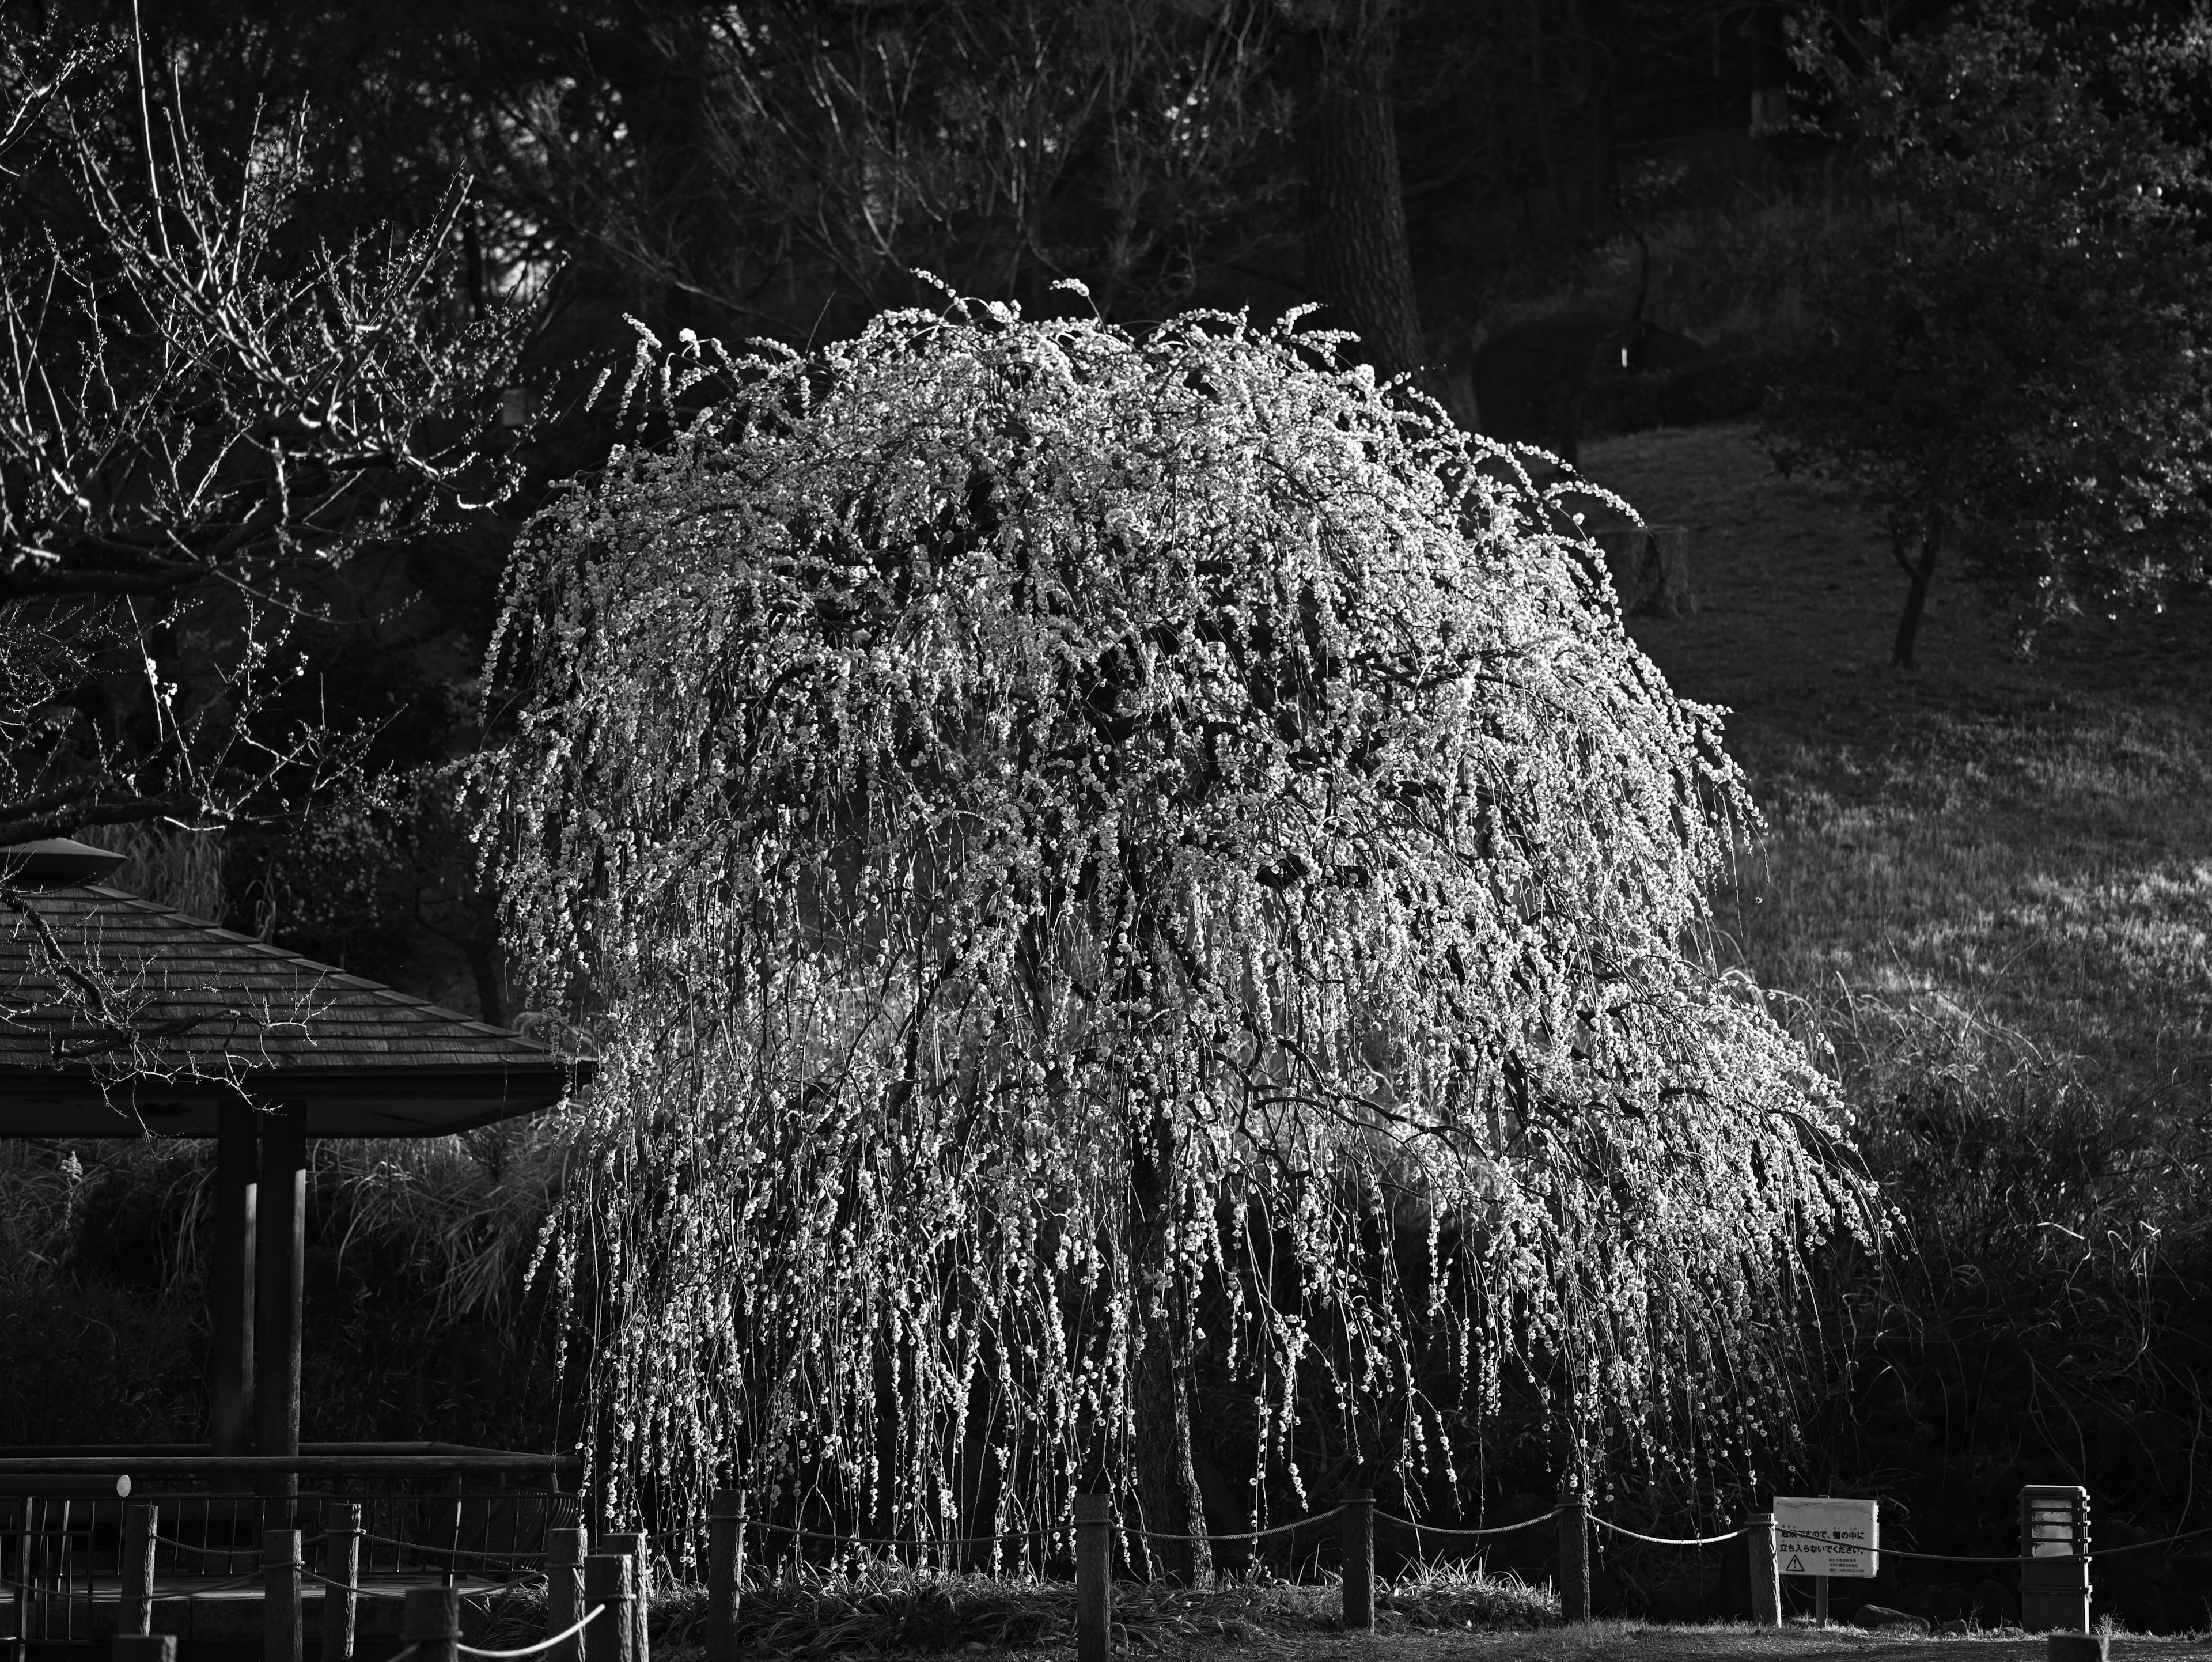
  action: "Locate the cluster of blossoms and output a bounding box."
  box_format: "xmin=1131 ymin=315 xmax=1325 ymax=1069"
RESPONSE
xmin=481 ymin=285 xmax=1869 ymax=1555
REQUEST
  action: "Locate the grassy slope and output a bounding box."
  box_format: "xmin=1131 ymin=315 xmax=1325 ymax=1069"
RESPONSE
xmin=1575 ymin=421 xmax=2212 ymax=1104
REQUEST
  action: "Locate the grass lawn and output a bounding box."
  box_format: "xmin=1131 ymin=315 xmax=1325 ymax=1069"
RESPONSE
xmin=1575 ymin=421 xmax=2212 ymax=1107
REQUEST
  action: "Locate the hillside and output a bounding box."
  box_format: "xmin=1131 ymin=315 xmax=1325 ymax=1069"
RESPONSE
xmin=1580 ymin=421 xmax=2212 ymax=1105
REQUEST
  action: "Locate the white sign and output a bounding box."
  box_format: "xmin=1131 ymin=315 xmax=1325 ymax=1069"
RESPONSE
xmin=1774 ymin=1497 xmax=1879 ymax=1578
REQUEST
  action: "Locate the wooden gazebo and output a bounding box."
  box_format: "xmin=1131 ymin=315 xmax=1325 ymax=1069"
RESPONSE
xmin=0 ymin=838 xmax=594 ymax=1650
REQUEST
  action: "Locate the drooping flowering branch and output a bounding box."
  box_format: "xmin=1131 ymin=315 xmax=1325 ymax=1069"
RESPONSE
xmin=480 ymin=285 xmax=1872 ymax=1561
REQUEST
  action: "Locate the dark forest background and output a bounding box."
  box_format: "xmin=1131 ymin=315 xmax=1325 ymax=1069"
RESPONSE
xmin=5 ymin=0 xmax=2211 ymax=1630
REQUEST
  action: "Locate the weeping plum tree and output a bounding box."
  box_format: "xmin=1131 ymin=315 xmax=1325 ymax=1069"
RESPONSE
xmin=480 ymin=287 xmax=1870 ymax=1573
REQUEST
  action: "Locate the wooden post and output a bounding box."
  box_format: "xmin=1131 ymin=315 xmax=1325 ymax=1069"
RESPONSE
xmin=321 ymin=1502 xmax=361 ymax=1662
xmin=120 ymin=1503 xmax=157 ymax=1638
xmin=1557 ymin=1491 xmax=1590 ymax=1623
xmin=547 ymin=1528 xmax=588 ymax=1662
xmin=584 ymin=1554 xmax=636 ymax=1662
xmin=210 ymin=1099 xmax=257 ymax=1456
xmin=706 ymin=1490 xmax=744 ymax=1662
xmin=1339 ymin=1492 xmax=1374 ymax=1633
xmin=1074 ymin=1496 xmax=1111 ymax=1662
xmin=262 ymin=1528 xmax=301 ymax=1662
xmin=253 ymin=1104 xmax=307 ymax=1509
xmin=1813 ymin=1572 xmax=1830 ymax=1627
xmin=599 ymin=1533 xmax=651 ymax=1662
xmin=442 ymin=1470 xmax=465 ymax=1591
xmin=402 ymin=1587 xmax=460 ymax=1662
xmin=14 ymin=1505 xmax=35 ymax=1655
xmin=1747 ymin=1513 xmax=1780 ymax=1628
xmin=112 ymin=1639 xmax=176 ymax=1662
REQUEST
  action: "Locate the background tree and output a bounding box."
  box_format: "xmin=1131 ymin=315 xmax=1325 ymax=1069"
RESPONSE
xmin=0 ymin=10 xmax=536 ymax=1053
xmin=1766 ymin=1 xmax=2212 ymax=669
xmin=481 ymin=291 xmax=1870 ymax=1565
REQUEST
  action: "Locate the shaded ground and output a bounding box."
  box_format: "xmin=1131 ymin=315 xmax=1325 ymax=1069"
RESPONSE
xmin=1142 ymin=1627 xmax=2212 ymax=1662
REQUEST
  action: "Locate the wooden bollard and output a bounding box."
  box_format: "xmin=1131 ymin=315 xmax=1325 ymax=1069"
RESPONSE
xmin=599 ymin=1532 xmax=652 ymax=1662
xmin=706 ymin=1490 xmax=745 ymax=1662
xmin=1557 ymin=1491 xmax=1590 ymax=1623
xmin=112 ymin=1638 xmax=176 ymax=1662
xmin=1339 ymin=1492 xmax=1374 ymax=1633
xmin=120 ymin=1502 xmax=157 ymax=1638
xmin=547 ymin=1527 xmax=588 ymax=1662
xmin=321 ymin=1502 xmax=362 ymax=1662
xmin=402 ymin=1586 xmax=460 ymax=1662
xmin=1747 ymin=1513 xmax=1781 ymax=1628
xmin=263 ymin=1528 xmax=302 ymax=1662
xmin=1074 ymin=1496 xmax=1111 ymax=1662
xmin=584 ymin=1554 xmax=637 ymax=1662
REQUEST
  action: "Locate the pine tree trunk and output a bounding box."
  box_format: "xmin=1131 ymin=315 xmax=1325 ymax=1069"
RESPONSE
xmin=1289 ymin=0 xmax=1425 ymax=389
xmin=1128 ymin=1114 xmax=1213 ymax=1586
xmin=1891 ymin=515 xmax=1942 ymax=669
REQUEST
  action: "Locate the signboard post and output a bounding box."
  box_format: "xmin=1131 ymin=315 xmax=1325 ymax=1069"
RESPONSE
xmin=1774 ymin=1497 xmax=1878 ymax=1625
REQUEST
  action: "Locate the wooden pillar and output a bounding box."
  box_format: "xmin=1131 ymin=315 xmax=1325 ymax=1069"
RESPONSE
xmin=263 ymin=1528 xmax=301 ymax=1662
xmin=254 ymin=1103 xmax=307 ymax=1506
xmin=1339 ymin=1492 xmax=1374 ymax=1633
xmin=120 ymin=1504 xmax=157 ymax=1638
xmin=705 ymin=1491 xmax=744 ymax=1662
xmin=599 ymin=1533 xmax=650 ymax=1662
xmin=210 ymin=1098 xmax=258 ymax=1456
xmin=1747 ymin=1513 xmax=1781 ymax=1628
xmin=1074 ymin=1496 xmax=1110 ymax=1662
xmin=584 ymin=1555 xmax=635 ymax=1662
xmin=1557 ymin=1490 xmax=1590 ymax=1622
xmin=547 ymin=1528 xmax=588 ymax=1662
xmin=402 ymin=1588 xmax=460 ymax=1662
xmin=321 ymin=1502 xmax=361 ymax=1662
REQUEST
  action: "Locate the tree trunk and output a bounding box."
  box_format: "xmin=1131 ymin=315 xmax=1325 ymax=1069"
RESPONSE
xmin=1127 ymin=1113 xmax=1213 ymax=1586
xmin=1288 ymin=0 xmax=1425 ymax=390
xmin=1891 ymin=515 xmax=1941 ymax=669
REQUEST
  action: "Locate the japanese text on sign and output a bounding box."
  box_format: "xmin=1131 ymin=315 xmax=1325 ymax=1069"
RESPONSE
xmin=1774 ymin=1497 xmax=1879 ymax=1578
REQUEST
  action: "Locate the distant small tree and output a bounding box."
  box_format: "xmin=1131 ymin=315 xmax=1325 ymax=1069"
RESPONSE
xmin=483 ymin=286 xmax=1871 ymax=1562
xmin=1768 ymin=2 xmax=2212 ymax=669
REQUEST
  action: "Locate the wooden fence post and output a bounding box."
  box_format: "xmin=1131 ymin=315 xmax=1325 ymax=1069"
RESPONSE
xmin=321 ymin=1501 xmax=361 ymax=1662
xmin=111 ymin=1638 xmax=176 ymax=1662
xmin=584 ymin=1554 xmax=636 ymax=1662
xmin=1074 ymin=1496 xmax=1111 ymax=1662
xmin=599 ymin=1533 xmax=651 ymax=1662
xmin=262 ymin=1528 xmax=301 ymax=1662
xmin=1556 ymin=1491 xmax=1590 ymax=1623
xmin=706 ymin=1490 xmax=744 ymax=1662
xmin=547 ymin=1527 xmax=588 ymax=1662
xmin=120 ymin=1503 xmax=156 ymax=1638
xmin=1747 ymin=1513 xmax=1780 ymax=1629
xmin=1339 ymin=1493 xmax=1374 ymax=1633
xmin=402 ymin=1587 xmax=460 ymax=1662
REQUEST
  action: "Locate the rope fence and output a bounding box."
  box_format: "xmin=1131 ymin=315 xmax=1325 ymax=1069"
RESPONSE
xmin=456 ymin=1603 xmax=604 ymax=1658
xmin=1377 ymin=1506 xmax=1562 ymax=1539
xmin=10 ymin=1478 xmax=2205 ymax=1660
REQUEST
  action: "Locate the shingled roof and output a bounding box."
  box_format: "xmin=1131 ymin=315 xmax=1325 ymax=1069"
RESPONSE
xmin=1 ymin=849 xmax=592 ymax=1138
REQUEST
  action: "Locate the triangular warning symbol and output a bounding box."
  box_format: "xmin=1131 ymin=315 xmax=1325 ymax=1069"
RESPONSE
xmin=1783 ymin=1555 xmax=1806 ymax=1574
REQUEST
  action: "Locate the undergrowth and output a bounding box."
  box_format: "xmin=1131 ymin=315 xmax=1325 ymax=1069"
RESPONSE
xmin=471 ymin=1562 xmax=1558 ymax=1659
